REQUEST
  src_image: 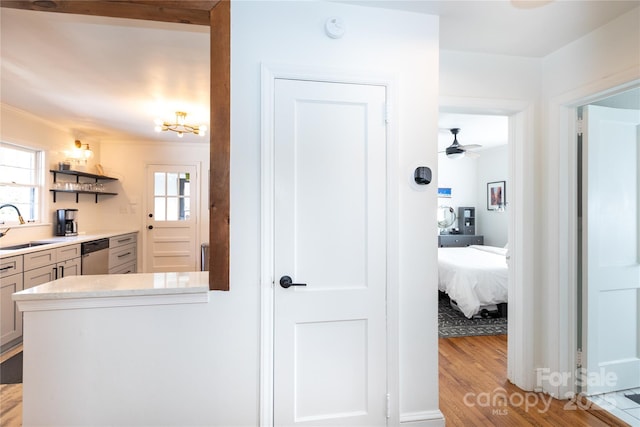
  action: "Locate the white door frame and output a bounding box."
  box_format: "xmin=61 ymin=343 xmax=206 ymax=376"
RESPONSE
xmin=440 ymin=96 xmax=536 ymax=390
xmin=259 ymin=63 xmax=399 ymax=426
xmin=545 ymin=71 xmax=640 ymax=399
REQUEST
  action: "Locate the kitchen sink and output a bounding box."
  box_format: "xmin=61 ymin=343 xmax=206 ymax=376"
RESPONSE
xmin=1 ymin=242 xmax=52 ymax=250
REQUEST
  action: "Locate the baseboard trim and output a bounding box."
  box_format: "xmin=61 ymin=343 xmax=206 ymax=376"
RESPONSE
xmin=400 ymin=410 xmax=445 ymax=426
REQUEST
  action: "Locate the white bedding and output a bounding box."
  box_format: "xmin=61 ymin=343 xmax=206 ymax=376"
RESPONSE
xmin=438 ymin=245 xmax=508 ymax=318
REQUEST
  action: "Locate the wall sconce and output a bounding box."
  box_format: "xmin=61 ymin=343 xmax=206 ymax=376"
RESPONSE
xmin=66 ymin=139 xmax=93 ymax=163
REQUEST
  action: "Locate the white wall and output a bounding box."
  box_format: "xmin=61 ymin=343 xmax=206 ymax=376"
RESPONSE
xmin=437 ymin=146 xmax=508 ymax=246
xmin=539 ymin=7 xmax=640 ymax=397
xmin=440 ymin=48 xmax=543 ymax=389
xmin=437 ymin=153 xmax=477 ymax=232
xmin=231 ymin=2 xmax=441 ymax=423
xmin=0 ymin=105 xmax=105 ymax=244
xmin=476 ymin=146 xmax=508 ymax=247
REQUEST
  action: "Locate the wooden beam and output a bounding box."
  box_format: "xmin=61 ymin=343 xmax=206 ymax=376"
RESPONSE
xmin=0 ymin=1 xmax=219 ymax=26
xmin=208 ymin=0 xmax=230 ymax=291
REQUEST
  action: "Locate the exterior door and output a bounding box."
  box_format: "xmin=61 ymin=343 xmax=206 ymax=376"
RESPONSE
xmin=273 ymin=79 xmax=388 ymax=426
xmin=145 ymin=164 xmax=198 ymax=272
xmin=583 ymin=104 xmax=640 ymax=395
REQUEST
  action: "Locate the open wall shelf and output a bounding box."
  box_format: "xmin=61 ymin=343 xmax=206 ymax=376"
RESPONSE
xmin=49 ymin=169 xmax=118 ymax=203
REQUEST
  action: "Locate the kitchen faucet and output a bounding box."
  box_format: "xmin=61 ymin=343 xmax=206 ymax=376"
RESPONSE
xmin=0 ymin=204 xmax=26 ymax=225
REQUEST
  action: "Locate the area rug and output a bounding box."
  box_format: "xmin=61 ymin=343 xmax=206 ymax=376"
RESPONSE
xmin=439 ymin=297 xmax=507 ymax=338
xmin=0 ymin=352 xmax=22 ymax=384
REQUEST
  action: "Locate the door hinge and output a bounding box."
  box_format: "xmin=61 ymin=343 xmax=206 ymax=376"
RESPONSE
xmin=386 ymin=393 xmax=391 ymax=419
xmin=576 ymin=349 xmax=583 ymax=368
xmin=576 ymin=118 xmax=583 ymax=136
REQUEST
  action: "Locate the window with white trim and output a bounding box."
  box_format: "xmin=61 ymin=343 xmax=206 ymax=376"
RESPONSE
xmin=0 ymin=142 xmax=44 ymax=224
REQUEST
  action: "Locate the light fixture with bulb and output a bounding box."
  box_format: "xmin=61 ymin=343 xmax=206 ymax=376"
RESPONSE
xmin=154 ymin=111 xmax=207 ymax=138
xmin=66 ymin=139 xmax=93 ymax=163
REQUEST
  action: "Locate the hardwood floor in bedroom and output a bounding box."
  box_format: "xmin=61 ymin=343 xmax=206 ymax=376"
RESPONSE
xmin=439 ymin=335 xmax=630 ymax=426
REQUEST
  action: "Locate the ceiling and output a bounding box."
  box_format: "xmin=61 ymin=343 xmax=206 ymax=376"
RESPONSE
xmin=0 ymin=1 xmax=638 ymax=144
xmin=344 ymin=0 xmax=638 ymax=57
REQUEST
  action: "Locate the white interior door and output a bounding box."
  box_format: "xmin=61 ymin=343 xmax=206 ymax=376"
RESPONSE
xmin=583 ymin=104 xmax=640 ymax=395
xmin=273 ymin=79 xmax=388 ymax=426
xmin=145 ymin=164 xmax=198 ymax=272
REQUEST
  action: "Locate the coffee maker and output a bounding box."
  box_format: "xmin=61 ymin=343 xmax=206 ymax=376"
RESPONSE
xmin=56 ymin=209 xmax=78 ymax=236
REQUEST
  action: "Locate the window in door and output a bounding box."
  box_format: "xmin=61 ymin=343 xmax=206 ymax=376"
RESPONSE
xmin=153 ymin=171 xmax=191 ymax=221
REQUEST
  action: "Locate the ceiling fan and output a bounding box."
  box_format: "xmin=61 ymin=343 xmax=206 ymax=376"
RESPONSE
xmin=440 ymin=128 xmax=482 ymax=159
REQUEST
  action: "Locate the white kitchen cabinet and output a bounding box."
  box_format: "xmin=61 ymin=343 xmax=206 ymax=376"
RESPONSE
xmin=1 ymin=255 xmax=23 ymax=349
xmin=109 ymin=233 xmax=137 ymax=274
xmin=108 ymin=262 xmax=136 ymax=274
xmin=109 ymin=233 xmax=136 ymax=249
xmin=57 ymin=244 xmax=81 ymax=262
xmin=23 ymin=244 xmax=81 ymax=289
xmin=23 ymin=248 xmax=56 ymax=271
xmin=0 ymin=255 xmax=23 ymax=279
xmin=24 ymin=264 xmax=57 ymax=289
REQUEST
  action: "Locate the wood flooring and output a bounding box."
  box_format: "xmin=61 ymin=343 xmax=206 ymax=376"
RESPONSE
xmin=0 ymin=337 xmax=631 ymax=426
xmin=439 ymin=334 xmax=630 ymax=426
xmin=0 ymin=344 xmax=22 ymax=427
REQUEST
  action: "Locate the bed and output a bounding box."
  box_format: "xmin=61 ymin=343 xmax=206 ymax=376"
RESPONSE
xmin=437 ymin=245 xmax=508 ymax=318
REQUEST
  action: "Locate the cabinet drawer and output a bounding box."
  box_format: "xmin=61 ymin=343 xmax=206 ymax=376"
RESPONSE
xmin=438 ymin=235 xmax=484 ymax=247
xmin=24 ymin=264 xmax=56 ymax=289
xmin=57 ymin=244 xmax=81 ymax=262
xmin=109 ymin=233 xmax=137 ymax=249
xmin=0 ymin=255 xmax=23 ymax=279
xmin=58 ymin=257 xmax=81 ymax=278
xmin=109 ymin=243 xmax=136 ymax=269
xmin=470 ymin=236 xmax=484 ymax=245
xmin=24 ymin=249 xmax=56 ymax=271
xmin=109 ymin=261 xmax=136 ymax=275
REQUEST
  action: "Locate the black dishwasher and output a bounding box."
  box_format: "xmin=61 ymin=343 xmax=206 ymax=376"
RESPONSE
xmin=81 ymin=238 xmax=109 ymax=275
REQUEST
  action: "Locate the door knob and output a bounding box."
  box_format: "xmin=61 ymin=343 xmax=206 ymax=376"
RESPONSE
xmin=148 ymin=225 xmax=153 ymax=230
xmin=279 ymin=275 xmax=307 ymax=289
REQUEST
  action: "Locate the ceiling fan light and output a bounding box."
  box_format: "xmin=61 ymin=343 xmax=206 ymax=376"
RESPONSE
xmin=447 ymin=151 xmax=464 ymax=159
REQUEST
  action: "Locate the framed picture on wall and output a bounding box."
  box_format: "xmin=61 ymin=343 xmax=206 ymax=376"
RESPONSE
xmin=487 ymin=181 xmax=506 ymax=211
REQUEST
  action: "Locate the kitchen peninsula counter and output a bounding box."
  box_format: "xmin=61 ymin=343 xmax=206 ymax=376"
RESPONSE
xmin=13 ymin=271 xmax=209 ymax=310
xmin=13 ymin=271 xmax=211 ymax=426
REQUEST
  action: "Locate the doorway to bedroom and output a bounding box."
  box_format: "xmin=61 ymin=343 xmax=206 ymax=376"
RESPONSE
xmin=437 ymin=110 xmax=513 ymax=423
xmin=437 ymin=112 xmax=510 ymax=338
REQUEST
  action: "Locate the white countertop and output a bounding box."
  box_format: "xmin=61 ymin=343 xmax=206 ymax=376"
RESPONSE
xmin=0 ymin=230 xmax=137 ymax=257
xmin=13 ymin=271 xmax=209 ymax=311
